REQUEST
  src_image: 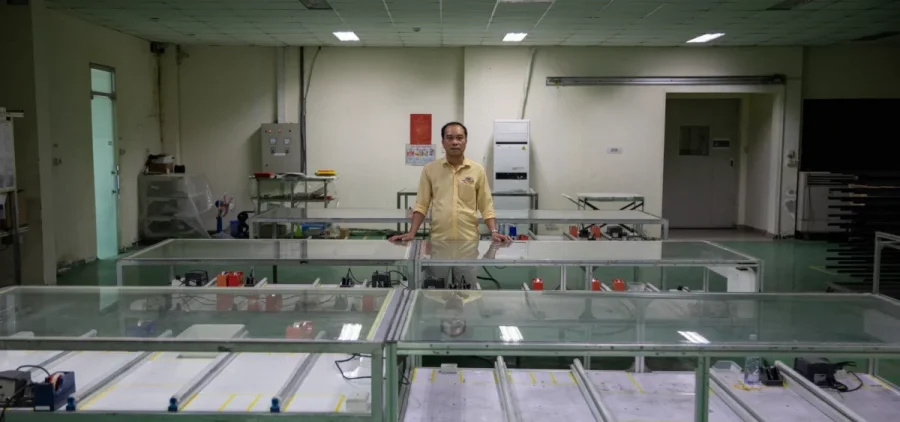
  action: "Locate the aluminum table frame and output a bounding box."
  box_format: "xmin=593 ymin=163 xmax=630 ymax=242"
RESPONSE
xmin=386 ymin=290 xmax=900 ymax=422
xmin=115 ymin=238 xmax=417 ymax=285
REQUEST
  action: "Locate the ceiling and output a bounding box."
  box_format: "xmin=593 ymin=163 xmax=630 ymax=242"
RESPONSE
xmin=45 ymin=0 xmax=900 ymax=47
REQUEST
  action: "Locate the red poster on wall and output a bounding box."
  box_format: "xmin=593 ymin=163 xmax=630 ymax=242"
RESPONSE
xmin=409 ymin=114 xmax=432 ymax=145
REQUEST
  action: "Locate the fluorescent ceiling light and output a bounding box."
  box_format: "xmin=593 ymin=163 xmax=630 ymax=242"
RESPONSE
xmin=678 ymin=331 xmax=710 ymax=344
xmin=503 ymin=33 xmax=528 ymax=42
xmin=333 ymin=31 xmax=359 ymax=42
xmin=686 ymin=33 xmax=724 ymax=43
xmin=338 ymin=323 xmax=362 ymax=341
xmin=499 ymin=326 xmax=523 ymax=342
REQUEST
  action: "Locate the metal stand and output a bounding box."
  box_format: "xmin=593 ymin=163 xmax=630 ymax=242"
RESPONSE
xmin=0 ymin=108 xmax=25 ymax=286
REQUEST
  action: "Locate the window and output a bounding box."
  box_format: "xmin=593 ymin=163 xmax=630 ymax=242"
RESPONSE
xmin=679 ymin=125 xmax=710 ymax=156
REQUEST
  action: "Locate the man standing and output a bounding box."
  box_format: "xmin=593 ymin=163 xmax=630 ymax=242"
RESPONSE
xmin=390 ymin=121 xmax=511 ymax=244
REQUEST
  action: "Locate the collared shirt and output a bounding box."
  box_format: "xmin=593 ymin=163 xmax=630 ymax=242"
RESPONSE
xmin=414 ymin=157 xmax=496 ymax=241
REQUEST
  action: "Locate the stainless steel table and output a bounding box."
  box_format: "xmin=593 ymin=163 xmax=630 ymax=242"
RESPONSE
xmin=249 ymin=207 xmax=668 ymax=239
xmin=568 ymin=192 xmax=645 ymax=211
xmin=415 ymin=239 xmax=762 ymax=292
xmin=397 ymin=187 xmax=539 ymax=232
xmin=116 ymin=238 xmax=416 ymax=285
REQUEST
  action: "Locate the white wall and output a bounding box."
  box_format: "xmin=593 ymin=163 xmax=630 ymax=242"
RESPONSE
xmin=465 ymin=47 xmax=802 ymax=233
xmin=305 ymin=48 xmax=464 ymax=209
xmin=43 ymin=9 xmax=160 ymax=264
xmin=177 ymin=46 xmax=276 ymax=215
xmin=745 ymin=94 xmax=777 ymax=233
xmin=160 ymin=45 xmax=900 ymax=239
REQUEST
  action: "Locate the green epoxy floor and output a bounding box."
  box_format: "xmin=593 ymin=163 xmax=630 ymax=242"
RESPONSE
xmin=56 ymin=238 xmax=900 ymax=385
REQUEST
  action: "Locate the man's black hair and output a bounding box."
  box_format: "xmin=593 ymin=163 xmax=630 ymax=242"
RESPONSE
xmin=441 ymin=122 xmax=468 ymax=138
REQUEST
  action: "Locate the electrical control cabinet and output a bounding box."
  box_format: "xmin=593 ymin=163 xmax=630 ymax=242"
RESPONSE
xmin=260 ymin=123 xmax=302 ymax=173
xmin=492 ymin=119 xmax=530 ymax=209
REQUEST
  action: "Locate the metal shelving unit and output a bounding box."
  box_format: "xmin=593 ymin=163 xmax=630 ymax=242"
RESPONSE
xmin=250 ymin=174 xmax=338 ymax=214
xmin=0 ymin=108 xmax=24 ymax=286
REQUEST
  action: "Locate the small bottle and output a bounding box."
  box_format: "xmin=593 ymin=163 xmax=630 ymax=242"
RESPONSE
xmin=744 ymin=334 xmax=762 ymax=385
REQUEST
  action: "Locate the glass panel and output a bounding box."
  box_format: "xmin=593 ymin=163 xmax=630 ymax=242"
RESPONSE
xmin=0 ymin=286 xmax=393 ymax=342
xmin=91 ymin=95 xmax=118 ymax=259
xmin=125 ymin=239 xmax=413 ymax=262
xmin=419 ymin=240 xmax=756 ymax=265
xmin=401 ymin=291 xmax=900 ymax=347
xmin=90 ymin=67 xmax=114 ymax=94
xmin=679 ymin=125 xmax=709 ymax=156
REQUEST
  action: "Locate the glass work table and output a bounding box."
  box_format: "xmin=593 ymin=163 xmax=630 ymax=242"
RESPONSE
xmin=116 ymin=238 xmax=415 ymax=286
xmin=388 ymin=290 xmax=900 ymax=422
xmin=0 ymin=285 xmax=405 ymax=421
xmin=416 ymin=240 xmax=763 ymax=292
xmin=397 ymin=187 xmax=540 ymax=232
xmin=249 ymin=207 xmax=668 ymax=239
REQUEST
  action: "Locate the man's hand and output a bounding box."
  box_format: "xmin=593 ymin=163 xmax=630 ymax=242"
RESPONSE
xmin=491 ymin=231 xmax=513 ymax=243
xmin=389 ymin=232 xmax=416 ymax=243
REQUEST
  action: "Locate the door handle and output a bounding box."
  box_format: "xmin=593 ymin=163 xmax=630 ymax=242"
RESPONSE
xmin=112 ymin=166 xmax=120 ymax=198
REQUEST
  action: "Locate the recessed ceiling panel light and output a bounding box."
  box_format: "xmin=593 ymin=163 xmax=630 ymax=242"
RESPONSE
xmin=686 ymin=33 xmax=724 ymax=43
xmin=503 ymin=33 xmax=528 ymax=42
xmin=333 ymin=31 xmax=360 ymax=42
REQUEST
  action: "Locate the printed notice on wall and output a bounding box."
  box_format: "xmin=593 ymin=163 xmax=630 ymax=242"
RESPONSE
xmin=406 ymin=144 xmax=435 ymax=166
xmin=409 ymin=114 xmax=432 ymax=145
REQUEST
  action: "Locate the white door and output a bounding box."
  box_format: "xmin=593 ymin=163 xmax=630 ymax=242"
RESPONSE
xmin=663 ymin=99 xmax=740 ymax=228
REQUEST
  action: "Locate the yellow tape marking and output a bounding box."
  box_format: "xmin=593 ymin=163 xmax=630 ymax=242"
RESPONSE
xmin=180 ymin=393 xmax=199 ymax=411
xmin=508 ymin=371 xmax=513 ymax=384
xmin=218 ymin=394 xmax=236 ymax=411
xmin=366 ymin=295 xmax=392 ymax=340
xmin=283 ymin=395 xmax=296 ymax=412
xmin=459 ymin=372 xmax=464 ymax=383
xmin=411 ymin=368 xmax=418 ymax=383
xmin=549 ymin=372 xmax=558 ymax=385
xmin=148 ymin=352 xmax=162 ymax=361
xmin=529 ymin=372 xmax=537 ymax=385
xmin=870 ymin=375 xmax=892 ymax=390
xmin=625 ymin=373 xmax=645 ymax=394
xmin=493 ymin=372 xmax=498 ymax=384
xmin=246 ymin=394 xmax=262 ymax=411
xmin=334 ymin=394 xmax=346 ymax=412
xmin=431 ymin=369 xmax=436 ymax=383
xmin=80 ymin=385 xmax=117 ymax=410
xmin=569 ymin=372 xmax=578 ymax=385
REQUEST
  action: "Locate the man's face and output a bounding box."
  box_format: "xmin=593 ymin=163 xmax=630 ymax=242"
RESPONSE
xmin=442 ymin=125 xmax=467 ymax=158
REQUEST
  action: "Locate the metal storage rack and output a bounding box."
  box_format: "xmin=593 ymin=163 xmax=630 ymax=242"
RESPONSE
xmin=0 ymin=108 xmax=25 ymax=286
xmin=415 ymin=239 xmax=762 ymax=292
xmin=563 ymin=192 xmax=645 ymax=211
xmin=247 ymin=208 xmax=668 ymax=240
xmin=116 ymin=238 xmax=416 ymax=285
xmin=387 ymin=290 xmax=900 ymax=422
xmin=0 ymin=285 xmax=404 ymax=421
xmin=251 ymin=174 xmax=338 ymax=214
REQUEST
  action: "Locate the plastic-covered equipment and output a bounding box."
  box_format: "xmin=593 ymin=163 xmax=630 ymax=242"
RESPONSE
xmin=138 ymin=174 xmax=215 ymax=240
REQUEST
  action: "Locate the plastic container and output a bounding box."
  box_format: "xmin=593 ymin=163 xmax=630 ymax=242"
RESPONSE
xmin=744 ymin=334 xmax=762 ymax=385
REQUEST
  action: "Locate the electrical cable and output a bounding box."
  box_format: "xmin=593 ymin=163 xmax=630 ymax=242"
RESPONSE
xmin=479 ymin=267 xmax=502 ymax=289
xmin=16 ymin=365 xmax=50 ymax=379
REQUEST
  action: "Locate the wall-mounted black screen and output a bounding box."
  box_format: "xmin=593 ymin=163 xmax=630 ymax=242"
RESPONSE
xmin=801 ymin=99 xmax=900 ymax=172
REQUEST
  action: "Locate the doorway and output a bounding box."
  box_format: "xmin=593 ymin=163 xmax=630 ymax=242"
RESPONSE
xmin=90 ymin=65 xmax=119 ymax=259
xmin=663 ymin=98 xmax=741 ymax=228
